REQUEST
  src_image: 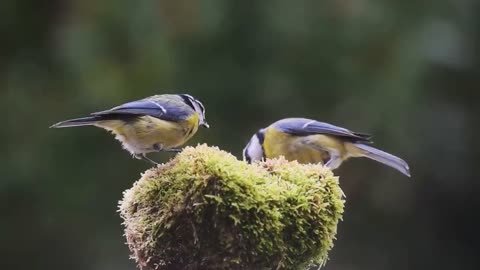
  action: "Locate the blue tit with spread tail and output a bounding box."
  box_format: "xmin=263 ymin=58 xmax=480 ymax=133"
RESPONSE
xmin=50 ymin=94 xmax=209 ymax=165
xmin=243 ymin=118 xmax=410 ymax=177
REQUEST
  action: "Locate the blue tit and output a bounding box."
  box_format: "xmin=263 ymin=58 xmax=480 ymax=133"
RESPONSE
xmin=50 ymin=94 xmax=209 ymax=165
xmin=243 ymin=118 xmax=410 ymax=177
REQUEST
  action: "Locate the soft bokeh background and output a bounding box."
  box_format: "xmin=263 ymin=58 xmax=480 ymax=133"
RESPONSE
xmin=2 ymin=1 xmax=479 ymax=269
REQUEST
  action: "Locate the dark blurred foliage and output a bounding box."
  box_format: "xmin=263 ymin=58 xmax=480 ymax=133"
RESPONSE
xmin=1 ymin=0 xmax=479 ymax=269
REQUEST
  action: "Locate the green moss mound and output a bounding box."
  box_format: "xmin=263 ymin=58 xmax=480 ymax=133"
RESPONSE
xmin=119 ymin=145 xmax=345 ymax=270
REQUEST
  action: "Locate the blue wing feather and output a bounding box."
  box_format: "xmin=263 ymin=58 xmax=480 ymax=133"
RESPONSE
xmin=91 ymin=98 xmax=192 ymax=121
xmin=274 ymin=118 xmax=371 ymax=142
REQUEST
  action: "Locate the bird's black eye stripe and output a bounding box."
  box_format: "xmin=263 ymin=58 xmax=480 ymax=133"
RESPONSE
xmin=256 ymin=130 xmax=265 ymax=145
xmin=256 ymin=130 xmax=266 ymax=160
xmin=179 ymin=94 xmax=196 ymax=110
xmin=180 ymin=94 xmax=205 ymax=116
xmin=197 ymin=101 xmax=206 ymax=114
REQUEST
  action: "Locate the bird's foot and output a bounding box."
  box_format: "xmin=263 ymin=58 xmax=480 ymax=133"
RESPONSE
xmin=324 ymin=156 xmax=342 ymax=170
xmin=165 ymin=148 xmax=182 ymax=152
xmin=135 ymin=154 xmax=159 ymax=166
xmin=153 ymin=144 xmax=182 ymax=153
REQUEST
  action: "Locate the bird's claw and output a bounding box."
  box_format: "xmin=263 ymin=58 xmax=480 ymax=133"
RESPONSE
xmin=135 ymin=154 xmax=159 ymax=166
xmin=153 ymin=144 xmax=182 ymax=153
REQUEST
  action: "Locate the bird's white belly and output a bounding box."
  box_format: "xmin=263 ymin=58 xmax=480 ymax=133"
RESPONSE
xmin=114 ymin=133 xmax=153 ymax=155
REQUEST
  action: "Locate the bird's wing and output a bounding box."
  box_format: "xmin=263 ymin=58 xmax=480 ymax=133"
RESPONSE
xmin=277 ymin=118 xmax=372 ymax=143
xmin=91 ymin=98 xmax=192 ymax=121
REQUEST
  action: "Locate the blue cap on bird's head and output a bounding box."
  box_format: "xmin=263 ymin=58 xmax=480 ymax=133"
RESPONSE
xmin=180 ymin=94 xmax=209 ymax=128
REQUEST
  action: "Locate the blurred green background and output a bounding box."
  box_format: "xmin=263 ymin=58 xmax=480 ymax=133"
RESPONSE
xmin=1 ymin=0 xmax=479 ymax=269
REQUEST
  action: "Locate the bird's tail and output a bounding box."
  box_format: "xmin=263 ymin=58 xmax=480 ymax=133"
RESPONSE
xmin=353 ymin=143 xmax=411 ymax=177
xmin=50 ymin=116 xmax=101 ymax=128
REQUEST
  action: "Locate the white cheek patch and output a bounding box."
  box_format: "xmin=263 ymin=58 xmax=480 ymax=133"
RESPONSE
xmin=192 ymin=101 xmax=205 ymax=120
xmin=246 ymin=135 xmax=264 ymax=162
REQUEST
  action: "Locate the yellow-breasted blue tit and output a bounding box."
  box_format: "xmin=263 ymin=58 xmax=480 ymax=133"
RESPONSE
xmin=243 ymin=118 xmax=410 ymax=177
xmin=50 ymin=94 xmax=209 ymax=165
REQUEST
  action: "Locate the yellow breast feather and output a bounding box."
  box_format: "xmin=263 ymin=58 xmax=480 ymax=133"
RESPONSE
xmin=264 ymin=128 xmax=343 ymax=164
xmin=95 ymin=114 xmax=199 ymax=154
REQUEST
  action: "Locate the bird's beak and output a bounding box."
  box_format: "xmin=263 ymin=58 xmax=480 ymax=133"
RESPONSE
xmin=201 ymin=121 xmax=210 ymax=128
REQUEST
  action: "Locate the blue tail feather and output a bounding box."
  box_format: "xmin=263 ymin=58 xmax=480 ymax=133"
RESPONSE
xmin=354 ymin=143 xmax=411 ymax=177
xmin=50 ymin=116 xmax=100 ymax=128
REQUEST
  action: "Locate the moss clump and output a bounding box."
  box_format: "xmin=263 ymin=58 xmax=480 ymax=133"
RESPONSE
xmin=119 ymin=145 xmax=345 ymax=270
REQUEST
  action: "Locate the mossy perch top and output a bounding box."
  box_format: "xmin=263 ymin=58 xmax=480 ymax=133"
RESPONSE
xmin=119 ymin=145 xmax=345 ymax=270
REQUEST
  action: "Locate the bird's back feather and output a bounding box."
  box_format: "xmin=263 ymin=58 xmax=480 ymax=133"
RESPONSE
xmin=91 ymin=95 xmax=194 ymax=122
xmin=274 ymin=118 xmax=371 ymax=143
